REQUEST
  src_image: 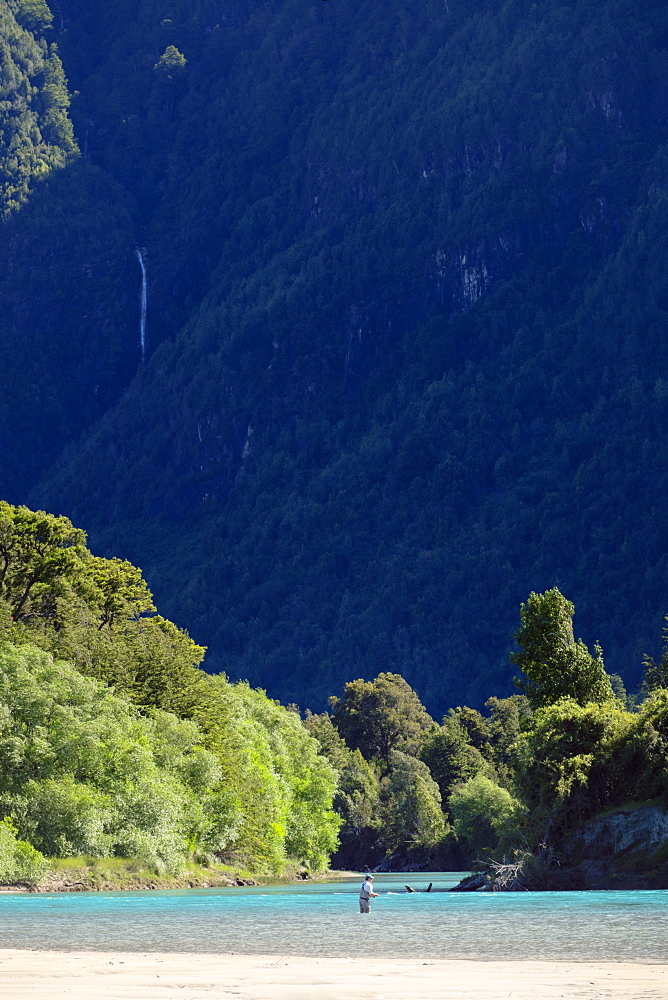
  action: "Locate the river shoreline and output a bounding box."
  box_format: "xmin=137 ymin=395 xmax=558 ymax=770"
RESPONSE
xmin=1 ymin=950 xmax=665 ymax=999
xmin=0 ymin=867 xmax=361 ymax=893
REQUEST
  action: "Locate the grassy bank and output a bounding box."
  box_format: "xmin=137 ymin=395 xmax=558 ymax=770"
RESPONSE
xmin=0 ymin=858 xmax=356 ymax=892
xmin=0 ymin=857 xmax=262 ymax=892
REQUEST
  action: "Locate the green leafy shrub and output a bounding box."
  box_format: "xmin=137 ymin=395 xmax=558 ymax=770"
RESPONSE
xmin=0 ymin=642 xmax=227 ymax=873
xmin=0 ymin=818 xmax=48 ymax=884
xmin=450 ymin=774 xmax=525 ymax=857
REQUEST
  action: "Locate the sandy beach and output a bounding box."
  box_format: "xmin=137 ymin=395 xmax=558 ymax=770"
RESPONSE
xmin=0 ymin=950 xmax=665 ymax=999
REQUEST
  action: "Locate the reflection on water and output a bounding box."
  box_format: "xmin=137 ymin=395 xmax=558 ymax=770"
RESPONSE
xmin=1 ymin=872 xmax=667 ymax=961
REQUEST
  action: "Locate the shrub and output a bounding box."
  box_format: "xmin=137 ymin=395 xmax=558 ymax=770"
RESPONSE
xmin=0 ymin=818 xmax=49 ymax=884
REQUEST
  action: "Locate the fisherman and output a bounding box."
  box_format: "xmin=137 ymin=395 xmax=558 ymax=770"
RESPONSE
xmin=359 ymin=874 xmax=378 ymax=913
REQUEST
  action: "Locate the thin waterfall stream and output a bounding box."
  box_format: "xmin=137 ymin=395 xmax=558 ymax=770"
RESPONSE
xmin=135 ymin=247 xmax=147 ymax=364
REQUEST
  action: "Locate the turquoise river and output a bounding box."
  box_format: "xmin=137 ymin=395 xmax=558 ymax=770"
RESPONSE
xmin=1 ymin=873 xmax=667 ymax=961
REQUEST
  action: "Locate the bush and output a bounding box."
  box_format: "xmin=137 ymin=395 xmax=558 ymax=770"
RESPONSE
xmin=0 ymin=818 xmax=49 ymax=884
xmin=450 ymin=775 xmax=525 ymax=856
xmin=17 ymin=777 xmax=112 ymax=857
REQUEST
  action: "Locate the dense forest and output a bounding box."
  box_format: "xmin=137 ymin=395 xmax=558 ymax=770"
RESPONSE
xmin=1 ymin=502 xmax=668 ymax=888
xmin=0 ymin=503 xmax=340 ymax=882
xmin=311 ymin=588 xmax=668 ymax=886
xmin=0 ymin=0 xmax=665 ymax=713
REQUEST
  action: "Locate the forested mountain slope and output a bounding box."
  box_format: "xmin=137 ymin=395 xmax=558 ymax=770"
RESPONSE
xmin=1 ymin=0 xmax=667 ymax=711
xmin=0 ymin=0 xmax=139 ymax=497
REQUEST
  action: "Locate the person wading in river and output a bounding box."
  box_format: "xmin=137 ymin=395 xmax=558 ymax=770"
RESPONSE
xmin=359 ymin=875 xmax=378 ymax=913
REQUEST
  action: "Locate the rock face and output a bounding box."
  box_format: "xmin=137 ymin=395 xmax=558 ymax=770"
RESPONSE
xmin=561 ymin=804 xmax=668 ymax=889
xmin=574 ymin=805 xmax=668 ymax=858
xmin=452 ymin=806 xmax=668 ymax=892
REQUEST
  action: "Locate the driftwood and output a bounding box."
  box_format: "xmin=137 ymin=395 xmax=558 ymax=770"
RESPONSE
xmin=404 ymin=882 xmax=433 ymax=893
xmin=450 ymin=859 xmax=529 ymax=892
xmin=486 ymin=858 xmax=529 ymax=891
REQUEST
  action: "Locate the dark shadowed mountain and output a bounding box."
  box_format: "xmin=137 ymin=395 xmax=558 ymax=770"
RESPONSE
xmin=2 ymin=0 xmax=668 ymax=712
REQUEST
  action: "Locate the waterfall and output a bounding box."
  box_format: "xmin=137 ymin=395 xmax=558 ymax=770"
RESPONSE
xmin=135 ymin=247 xmax=147 ymax=364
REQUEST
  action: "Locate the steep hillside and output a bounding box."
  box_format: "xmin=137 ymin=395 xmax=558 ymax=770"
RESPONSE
xmin=1 ymin=0 xmax=667 ymax=710
xmin=0 ymin=1 xmax=141 ymax=498
xmin=0 ymin=0 xmax=76 ymax=216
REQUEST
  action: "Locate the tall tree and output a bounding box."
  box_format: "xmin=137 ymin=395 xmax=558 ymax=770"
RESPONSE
xmin=511 ymin=589 xmax=614 ymax=709
xmin=330 ymin=672 xmax=433 ymax=762
xmin=304 ymin=710 xmax=381 ymax=868
xmin=419 ymin=717 xmax=488 ymax=813
xmin=0 ymin=502 xmax=86 ymax=622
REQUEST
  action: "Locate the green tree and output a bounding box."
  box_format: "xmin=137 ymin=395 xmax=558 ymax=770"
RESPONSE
xmin=511 ymin=589 xmax=614 ymax=709
xmin=447 ymin=706 xmax=493 ymax=757
xmin=0 ymin=2 xmax=77 ymax=218
xmin=514 ymin=698 xmax=629 ymax=834
xmin=0 ymin=503 xmax=86 ymax=623
xmin=196 ymin=679 xmax=340 ymax=872
xmin=0 ymin=641 xmax=228 ymax=873
xmin=601 ymin=689 xmax=668 ymax=807
xmin=154 ymin=45 xmax=187 ymax=77
xmin=332 ymin=749 xmax=380 ymax=849
xmin=234 ymin=687 xmax=340 ymax=871
xmin=303 ymin=710 xmax=351 ymax=771
xmin=381 ymin=750 xmax=446 ymax=852
xmin=330 ymin=672 xmax=433 ymax=762
xmin=450 ymin=774 xmax=525 ymax=857
xmin=420 ymin=717 xmax=488 ymax=813
xmin=641 ymin=616 xmax=668 ymax=696
xmin=305 ymin=710 xmax=381 ymax=867
xmin=484 ymin=694 xmax=532 ymax=782
xmin=0 ymin=503 xmax=208 ymax=720
xmin=153 ymin=45 xmax=187 ymax=114
xmin=88 ymin=556 xmax=155 ymax=630
xmin=7 ymin=0 xmax=53 ymax=33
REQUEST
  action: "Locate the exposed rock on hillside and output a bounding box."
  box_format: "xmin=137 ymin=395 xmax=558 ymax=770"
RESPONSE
xmin=454 ymin=805 xmax=668 ymax=892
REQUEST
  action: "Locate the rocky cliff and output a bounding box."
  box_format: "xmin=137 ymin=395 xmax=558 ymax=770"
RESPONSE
xmin=457 ymin=805 xmax=668 ymax=891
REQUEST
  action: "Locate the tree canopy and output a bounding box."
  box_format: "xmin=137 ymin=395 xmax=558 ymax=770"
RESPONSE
xmin=329 ymin=672 xmax=433 ymax=762
xmin=0 ymin=502 xmax=667 ymax=883
xmin=0 ymin=0 xmax=76 ymax=216
xmin=511 ymin=588 xmax=614 ymax=709
xmin=0 ymin=502 xmax=341 ymax=875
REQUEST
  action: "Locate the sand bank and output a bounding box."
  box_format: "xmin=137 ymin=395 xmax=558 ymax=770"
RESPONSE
xmin=0 ymin=950 xmax=665 ymax=999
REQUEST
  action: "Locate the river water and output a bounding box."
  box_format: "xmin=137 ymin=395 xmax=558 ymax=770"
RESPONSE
xmin=1 ymin=873 xmax=667 ymax=961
